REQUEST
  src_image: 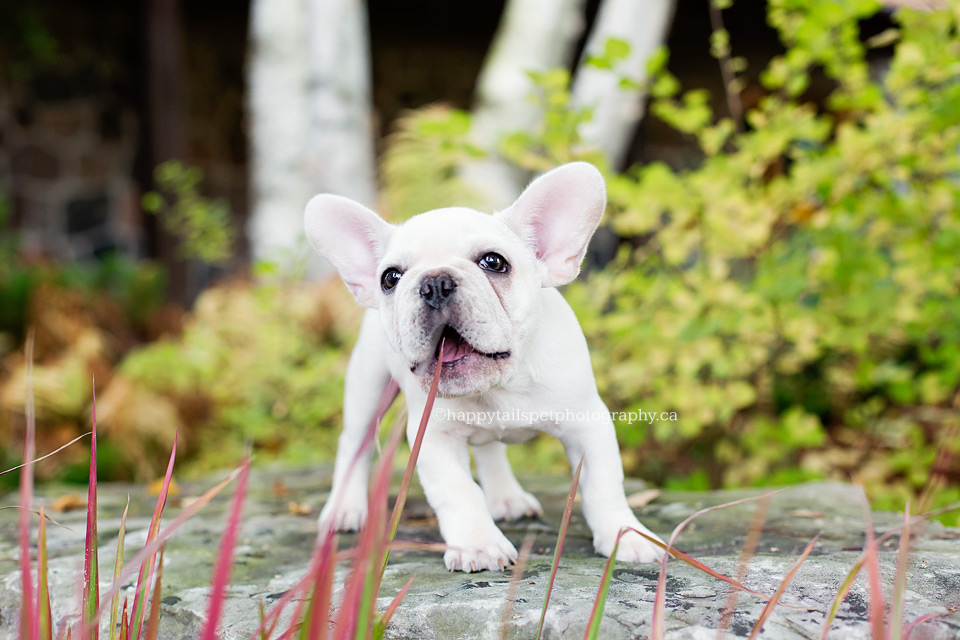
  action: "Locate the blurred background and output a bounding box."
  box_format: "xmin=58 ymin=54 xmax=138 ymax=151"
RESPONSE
xmin=0 ymin=0 xmax=957 ymax=522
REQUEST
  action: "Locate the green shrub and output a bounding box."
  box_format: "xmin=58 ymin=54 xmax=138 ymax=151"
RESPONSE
xmin=142 ymin=160 xmax=236 ymax=265
xmin=115 ymin=280 xmax=359 ymax=475
xmin=381 ymin=0 xmax=960 ymax=522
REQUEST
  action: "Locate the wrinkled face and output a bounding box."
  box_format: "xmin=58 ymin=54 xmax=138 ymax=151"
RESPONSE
xmin=304 ymin=162 xmax=607 ymax=397
xmin=376 ymin=208 xmax=541 ymax=395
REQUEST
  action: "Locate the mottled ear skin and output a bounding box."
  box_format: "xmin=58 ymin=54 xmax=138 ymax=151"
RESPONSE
xmin=303 ymin=194 xmax=394 ymax=308
xmin=496 ymin=162 xmax=607 ymax=287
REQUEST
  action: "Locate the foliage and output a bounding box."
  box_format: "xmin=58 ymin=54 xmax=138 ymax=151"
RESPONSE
xmin=0 ymin=198 xmax=166 ymax=349
xmin=10 ymin=351 xmax=429 ymax=638
xmin=141 ymin=161 xmax=235 ymax=265
xmin=571 ymin=0 xmax=960 ymax=522
xmin=380 ymin=105 xmax=487 ymax=220
xmin=380 ymin=1 xmax=960 ymax=522
xmin=111 ymin=279 xmax=360 ymax=476
xmin=0 ymin=207 xmax=167 ymax=486
xmin=501 ymin=68 xmax=606 ymax=172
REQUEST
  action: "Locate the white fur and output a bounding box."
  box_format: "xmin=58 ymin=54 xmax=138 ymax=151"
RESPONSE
xmin=305 ymin=162 xmax=664 ymax=572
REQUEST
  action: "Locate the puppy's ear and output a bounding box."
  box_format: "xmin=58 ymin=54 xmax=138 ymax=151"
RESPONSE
xmin=498 ymin=162 xmax=606 ymax=287
xmin=304 ymin=194 xmax=394 ymax=307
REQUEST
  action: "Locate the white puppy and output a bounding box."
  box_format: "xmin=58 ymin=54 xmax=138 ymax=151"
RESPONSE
xmin=305 ymin=162 xmax=664 ymax=572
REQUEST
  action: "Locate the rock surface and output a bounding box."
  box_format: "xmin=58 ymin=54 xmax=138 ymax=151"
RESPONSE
xmin=1 ymin=466 xmax=959 ymax=639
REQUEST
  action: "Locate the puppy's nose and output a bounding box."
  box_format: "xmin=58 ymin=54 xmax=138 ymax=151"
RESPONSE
xmin=419 ymin=273 xmax=457 ymax=310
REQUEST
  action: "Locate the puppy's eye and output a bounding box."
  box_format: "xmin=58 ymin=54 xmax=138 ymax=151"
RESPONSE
xmin=381 ymin=268 xmax=403 ymax=291
xmin=479 ymin=252 xmax=508 ymax=273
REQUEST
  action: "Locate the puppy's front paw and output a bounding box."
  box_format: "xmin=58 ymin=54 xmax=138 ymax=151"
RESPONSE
xmin=487 ymin=489 xmax=543 ymax=522
xmin=594 ymin=524 xmax=665 ymax=563
xmin=318 ymin=501 xmax=367 ymax=533
xmin=443 ymin=531 xmax=518 ymax=572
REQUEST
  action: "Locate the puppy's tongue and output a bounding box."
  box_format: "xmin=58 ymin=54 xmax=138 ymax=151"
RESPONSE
xmin=439 ymin=327 xmax=476 ymax=363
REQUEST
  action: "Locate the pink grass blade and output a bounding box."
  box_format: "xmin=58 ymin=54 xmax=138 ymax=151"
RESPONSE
xmin=583 ymin=529 xmax=623 ymax=640
xmin=119 ymin=599 xmax=129 ymax=640
xmin=818 ymin=556 xmax=866 ymax=640
xmin=537 ymin=456 xmax=583 ymax=640
xmin=336 ymin=417 xmax=397 ymax=640
xmin=200 ymin=458 xmax=251 ymax=640
xmin=379 ymin=576 xmax=415 ymax=633
xmin=256 ymin=595 xmax=284 ymax=640
xmin=282 ymin=516 xmax=335 ymax=640
xmin=0 ymin=432 xmax=93 ymax=478
xmin=38 ymin=504 xmax=52 ymax=640
xmin=890 ymin=501 xmax=911 ymax=640
xmin=280 ymin=584 xmax=310 ymax=640
xmin=130 ymin=431 xmax=177 ymax=640
xmin=342 ymin=345 xmax=443 ymax=640
xmin=82 ymin=382 xmax=99 ymax=640
xmin=300 ymin=533 xmax=338 ymax=640
xmin=716 ymin=496 xmax=770 ymax=640
xmin=384 ymin=341 xmax=446 ymax=555
xmin=144 ymin=547 xmax=165 ymax=640
xmin=242 ymin=550 xmax=327 ymax=640
xmin=92 ymin=465 xmax=241 ymax=636
xmin=653 ymin=491 xmax=784 ymax=638
xmin=820 ymin=498 xmax=960 ymax=640
xmin=0 ymin=507 xmax=72 ymax=531
xmin=500 ymin=534 xmax=535 ymax=640
xmin=384 ymin=540 xmax=448 ymax=554
xmin=337 ymin=340 xmax=443 ymax=638
xmin=861 ymin=494 xmax=888 ymax=640
xmin=320 ymin=379 xmax=400 ymax=540
xmin=19 ymin=331 xmax=38 ymax=640
xmin=257 ymin=599 xmax=269 ymax=640
xmin=337 ymin=482 xmax=388 ymax=640
xmin=254 ymin=356 xmax=437 ymax=640
xmin=629 ymin=528 xmax=794 ymax=606
xmin=272 ymin=524 xmax=340 ymax=640
xmin=902 ymin=611 xmax=950 ymax=640
xmin=746 ymin=535 xmax=820 ymax=640
xmin=110 ymin=499 xmax=130 ymax=640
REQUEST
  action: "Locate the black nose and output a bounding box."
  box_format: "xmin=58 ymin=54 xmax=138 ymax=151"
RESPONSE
xmin=419 ymin=273 xmax=457 ymax=310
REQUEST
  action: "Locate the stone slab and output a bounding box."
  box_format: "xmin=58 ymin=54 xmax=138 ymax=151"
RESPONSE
xmin=1 ymin=467 xmax=958 ymax=639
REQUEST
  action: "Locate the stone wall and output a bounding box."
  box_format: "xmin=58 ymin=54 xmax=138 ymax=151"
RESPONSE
xmin=0 ymin=1 xmax=144 ymax=261
xmin=0 ymin=0 xmax=250 ymax=269
xmin=0 ymin=95 xmax=141 ymax=260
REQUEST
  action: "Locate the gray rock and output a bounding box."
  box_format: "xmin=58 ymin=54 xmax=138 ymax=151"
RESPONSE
xmin=1 ymin=467 xmax=958 ymax=639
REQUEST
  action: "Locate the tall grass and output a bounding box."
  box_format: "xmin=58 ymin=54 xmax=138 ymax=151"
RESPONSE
xmin=10 ymin=334 xmax=437 ymax=639
xmin=8 ymin=332 xmax=960 ymax=639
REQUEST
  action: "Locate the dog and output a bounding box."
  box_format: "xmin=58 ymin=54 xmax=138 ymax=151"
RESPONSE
xmin=304 ymin=162 xmax=664 ymax=572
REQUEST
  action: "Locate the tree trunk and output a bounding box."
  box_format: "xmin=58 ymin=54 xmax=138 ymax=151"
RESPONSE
xmin=571 ymin=0 xmax=677 ymax=169
xmin=461 ymin=0 xmax=588 ymax=210
xmin=246 ymin=0 xmax=376 ymax=278
xmin=144 ymin=0 xmax=191 ymax=302
xmin=305 ymin=0 xmax=378 ymax=208
xmin=246 ymin=0 xmax=314 ymax=274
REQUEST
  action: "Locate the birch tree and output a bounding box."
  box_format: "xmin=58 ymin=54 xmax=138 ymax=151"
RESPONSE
xmin=572 ymin=0 xmax=677 ymax=169
xmin=461 ymin=0 xmax=677 ymax=208
xmin=247 ymin=0 xmax=376 ymax=277
xmin=460 ymin=0 xmax=589 ymax=210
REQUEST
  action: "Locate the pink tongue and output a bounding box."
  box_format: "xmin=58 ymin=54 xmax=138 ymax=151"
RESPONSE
xmin=441 ymin=336 xmax=474 ymax=363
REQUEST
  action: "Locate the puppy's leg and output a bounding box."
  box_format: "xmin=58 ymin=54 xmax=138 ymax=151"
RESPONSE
xmin=473 ymin=441 xmax=542 ymax=521
xmin=411 ymin=421 xmax=517 ymax=572
xmin=318 ymin=313 xmax=391 ymax=532
xmin=559 ymin=401 xmax=665 ymax=563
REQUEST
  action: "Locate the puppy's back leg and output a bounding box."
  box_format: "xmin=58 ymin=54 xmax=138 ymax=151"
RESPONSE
xmin=319 ymin=312 xmax=393 ymax=532
xmin=473 ymin=441 xmax=543 ymax=521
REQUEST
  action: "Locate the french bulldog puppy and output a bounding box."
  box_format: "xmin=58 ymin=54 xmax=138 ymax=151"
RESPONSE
xmin=305 ymin=162 xmax=664 ymax=572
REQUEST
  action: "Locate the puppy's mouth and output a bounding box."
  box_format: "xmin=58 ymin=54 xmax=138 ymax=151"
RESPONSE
xmin=415 ymin=325 xmax=510 ymax=373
